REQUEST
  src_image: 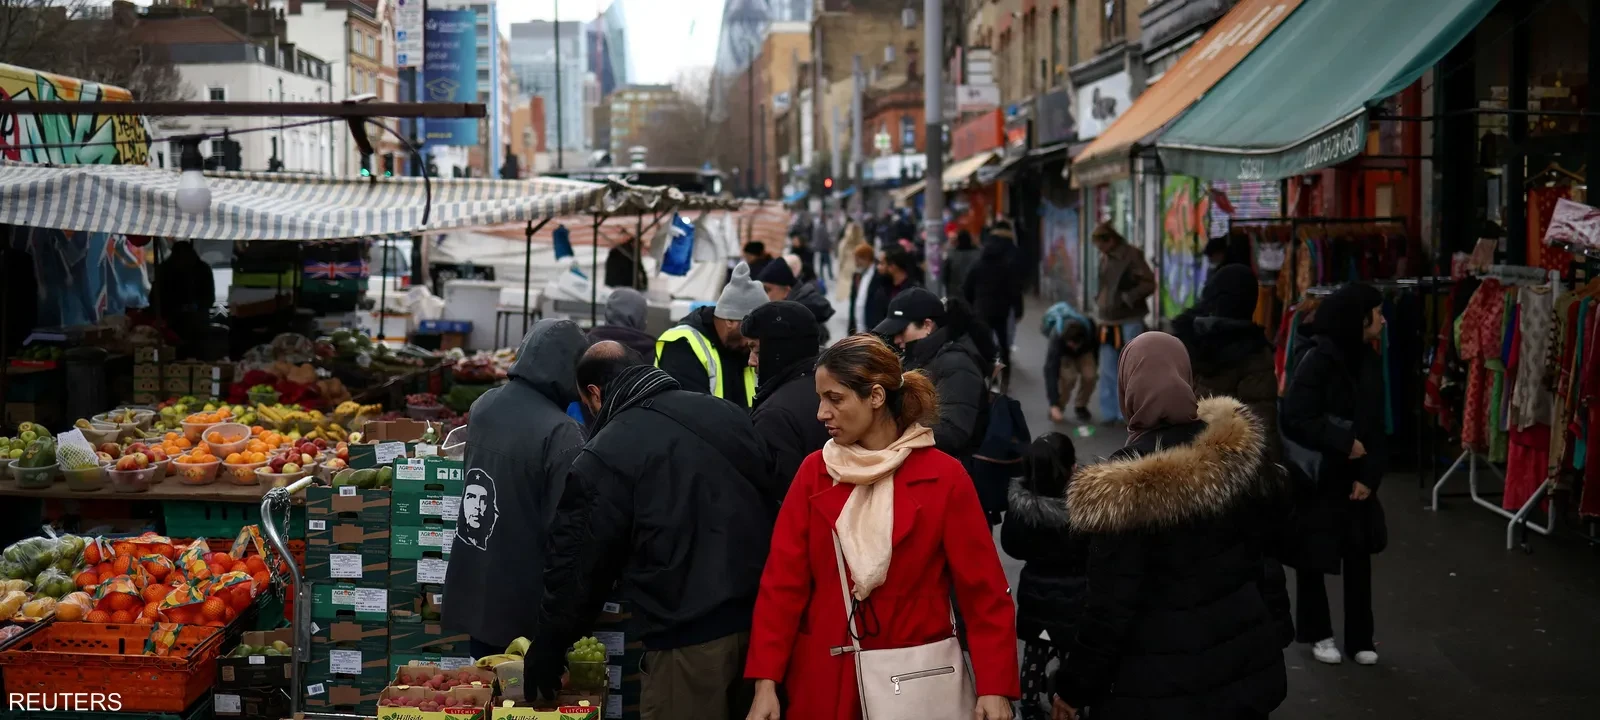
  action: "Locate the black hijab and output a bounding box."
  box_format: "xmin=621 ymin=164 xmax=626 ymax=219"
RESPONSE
xmin=1314 ymin=283 xmax=1384 ymax=360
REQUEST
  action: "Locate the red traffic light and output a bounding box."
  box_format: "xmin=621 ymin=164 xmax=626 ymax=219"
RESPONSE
xmin=824 ymin=177 xmax=834 ymax=189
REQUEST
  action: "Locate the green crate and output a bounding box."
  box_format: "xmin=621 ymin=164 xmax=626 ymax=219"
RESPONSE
xmin=162 ymin=501 xmax=305 ymax=540
xmin=311 ymin=581 xmax=391 ymax=623
xmin=309 ymin=643 xmax=391 ymax=684
xmin=305 ymin=542 xmax=391 ymax=583
xmin=387 ymin=581 xmax=442 ymax=620
xmin=389 ymin=618 xmax=471 ymax=655
xmin=310 ymin=617 xmax=390 ymax=656
xmin=391 ymin=524 xmax=453 ymax=560
xmin=306 ymin=485 xmax=391 ymax=524
xmin=301 ymin=675 xmax=387 ymax=716
xmin=390 ymin=556 xmax=449 ymax=589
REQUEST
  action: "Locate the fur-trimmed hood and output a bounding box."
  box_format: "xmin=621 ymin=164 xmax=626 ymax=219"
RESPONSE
xmin=1067 ymin=396 xmax=1265 ymax=534
xmin=1008 ymin=479 xmax=1071 ymax=528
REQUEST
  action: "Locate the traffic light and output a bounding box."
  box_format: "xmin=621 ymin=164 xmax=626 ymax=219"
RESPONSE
xmin=823 ymin=177 xmax=834 ymax=190
xmin=382 ymin=153 xmax=395 ymax=177
xmin=215 ymin=138 xmax=241 ymax=172
xmin=359 ymin=154 xmax=372 ymax=178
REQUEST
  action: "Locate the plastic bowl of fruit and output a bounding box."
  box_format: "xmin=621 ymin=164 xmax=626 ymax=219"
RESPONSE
xmin=256 ymin=462 xmax=316 ymax=488
xmin=202 ymin=423 xmax=252 ymax=456
xmin=222 ymin=459 xmax=269 ymax=485
xmin=77 ymin=422 xmax=123 ymax=446
xmin=61 ymin=464 xmax=106 ymax=492
xmin=172 ymin=457 xmax=221 ymax=485
xmin=150 ymin=457 xmax=172 ymax=481
xmin=106 ymin=465 xmax=160 ymax=493
xmin=10 ymin=462 xmax=59 ymax=489
xmin=180 ymin=418 xmax=219 ymax=440
xmin=0 ymin=458 xmax=13 ymax=477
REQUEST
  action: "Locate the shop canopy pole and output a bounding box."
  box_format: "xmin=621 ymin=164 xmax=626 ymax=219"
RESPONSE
xmin=591 ymin=214 xmax=604 ymax=327
xmin=523 ymin=217 xmax=551 ymax=338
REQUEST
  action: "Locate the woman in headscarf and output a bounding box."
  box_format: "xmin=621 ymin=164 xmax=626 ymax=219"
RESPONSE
xmin=1051 ymin=332 xmax=1287 ymax=720
xmin=1279 ymin=283 xmax=1388 ymax=667
xmin=745 ymin=334 xmax=1019 ymax=720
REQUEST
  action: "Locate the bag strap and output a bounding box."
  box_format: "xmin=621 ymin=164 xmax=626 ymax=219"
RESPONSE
xmin=830 ymin=533 xmax=862 ymax=656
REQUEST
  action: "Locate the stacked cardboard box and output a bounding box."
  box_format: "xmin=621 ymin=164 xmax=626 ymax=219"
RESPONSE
xmin=214 ymin=629 xmax=295 ymax=718
xmin=303 ymin=486 xmax=394 ymax=716
xmin=591 ymin=598 xmax=642 ymax=720
xmin=390 ymin=455 xmax=464 ymax=661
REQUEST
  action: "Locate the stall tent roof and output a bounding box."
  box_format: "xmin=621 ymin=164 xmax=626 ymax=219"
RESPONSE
xmin=0 ymin=161 xmax=737 ymax=241
xmin=1154 ymin=0 xmax=1497 ymax=182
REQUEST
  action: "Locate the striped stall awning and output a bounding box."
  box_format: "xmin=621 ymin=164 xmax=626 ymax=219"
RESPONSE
xmin=0 ymin=161 xmax=733 ymax=242
xmin=475 ymin=198 xmax=793 ymax=249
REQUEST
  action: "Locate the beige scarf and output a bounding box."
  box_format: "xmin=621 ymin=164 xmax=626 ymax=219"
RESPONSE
xmin=822 ymin=423 xmax=935 ymax=600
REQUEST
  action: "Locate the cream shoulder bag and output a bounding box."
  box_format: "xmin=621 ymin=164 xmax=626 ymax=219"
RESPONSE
xmin=830 ymin=534 xmax=977 ymax=720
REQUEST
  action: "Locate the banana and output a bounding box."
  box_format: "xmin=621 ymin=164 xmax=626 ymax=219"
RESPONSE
xmin=505 ymin=637 xmax=531 ymax=656
xmin=474 ymin=654 xmax=521 ymax=669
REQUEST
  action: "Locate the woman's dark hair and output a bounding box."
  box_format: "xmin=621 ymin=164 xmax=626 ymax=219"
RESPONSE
xmin=955 ymin=230 xmax=975 ymax=250
xmin=1313 ymin=283 xmax=1384 ymax=357
xmin=885 ymin=246 xmax=918 ymax=275
xmin=1023 ymin=433 xmax=1077 ymax=499
xmin=817 ymin=334 xmax=938 ymax=431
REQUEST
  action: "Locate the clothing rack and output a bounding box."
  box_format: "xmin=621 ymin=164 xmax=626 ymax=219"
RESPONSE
xmin=1428 ymin=267 xmax=1563 ymax=550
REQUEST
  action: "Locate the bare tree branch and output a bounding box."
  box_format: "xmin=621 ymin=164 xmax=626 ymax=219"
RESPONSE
xmin=0 ymin=0 xmax=186 ymax=101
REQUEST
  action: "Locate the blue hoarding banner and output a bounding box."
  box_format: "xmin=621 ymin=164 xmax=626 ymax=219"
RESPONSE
xmin=423 ymin=9 xmax=478 ymax=146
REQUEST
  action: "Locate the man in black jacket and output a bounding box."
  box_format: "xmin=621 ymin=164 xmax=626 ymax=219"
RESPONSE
xmin=533 ymin=342 xmax=776 ymax=719
xmin=964 ymin=223 xmax=1026 ymax=389
xmin=875 ymin=287 xmax=988 ymax=458
xmin=655 ymin=261 xmax=767 ymax=408
xmin=741 ymin=301 xmax=828 ymax=496
xmin=444 ymin=318 xmax=587 ymax=657
xmin=755 ymin=256 xmax=835 ymax=344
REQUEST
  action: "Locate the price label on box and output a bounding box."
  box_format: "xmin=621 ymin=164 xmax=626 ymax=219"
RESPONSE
xmin=417 ymin=558 xmax=449 ymax=584
xmin=309 ymin=519 xmax=327 ymax=531
xmin=306 ymin=683 xmax=326 ymax=697
xmin=215 ymin=694 xmax=242 ymax=714
xmin=418 ymin=529 xmax=456 ymax=548
xmin=328 ymin=649 xmax=364 ymax=676
xmin=375 ymin=441 xmax=407 ymax=465
xmin=593 ymin=631 xmax=624 ymax=658
xmin=329 ymin=554 xmax=364 ymax=579
xmin=354 ymin=587 xmax=388 ymax=614
xmin=419 ymin=496 xmax=462 ymax=519
xmin=248 ymin=656 xmax=266 ymax=666
xmin=396 ymin=458 xmax=426 ymax=481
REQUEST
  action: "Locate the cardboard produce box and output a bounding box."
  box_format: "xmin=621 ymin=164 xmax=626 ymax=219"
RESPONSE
xmin=391 ymin=556 xmax=450 ymax=588
xmin=389 ymin=582 xmax=444 ymax=620
xmin=134 ymin=362 xmax=161 ymax=378
xmin=303 ymin=675 xmax=388 ymax=716
xmin=492 ymin=697 xmax=602 ymax=720
xmin=311 ymin=617 xmax=391 ymax=656
xmin=307 ymin=485 xmax=393 ymax=525
xmin=134 ymin=344 xmax=176 ymax=363
xmin=376 ymin=686 xmax=492 ymax=720
xmin=392 ymin=456 xmax=465 ymax=527
xmin=392 ymin=525 xmax=454 ymax=560
xmin=391 ymin=652 xmax=475 ymax=678
xmin=307 ymin=522 xmax=392 ymax=582
xmin=310 ymin=643 xmax=393 ymax=687
xmin=389 ymin=618 xmax=471 ymax=655
xmin=350 ymin=419 xmax=431 ymax=468
xmin=214 ymin=687 xmax=291 ymax=718
xmin=312 ymin=581 xmax=392 ymax=623
xmin=217 ymin=628 xmax=295 ymax=690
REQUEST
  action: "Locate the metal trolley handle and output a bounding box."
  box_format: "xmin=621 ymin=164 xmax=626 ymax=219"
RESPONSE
xmin=260 ymin=477 xmax=315 ymax=718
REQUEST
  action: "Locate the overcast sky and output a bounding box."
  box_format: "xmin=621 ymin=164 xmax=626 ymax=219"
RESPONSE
xmin=497 ymin=0 xmax=725 ymax=85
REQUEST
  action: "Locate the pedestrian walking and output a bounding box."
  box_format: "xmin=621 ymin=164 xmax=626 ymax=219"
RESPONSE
xmin=587 ymin=287 xmax=657 ymax=363
xmin=742 ymin=301 xmax=830 ymax=496
xmin=875 ymin=288 xmax=989 ymax=460
xmin=656 ymin=261 xmax=766 ymax=408
xmin=1051 ymin=332 xmax=1288 ymax=720
xmin=1279 ymin=282 xmax=1389 ymax=667
xmin=744 ymin=334 xmax=1019 ymax=720
xmin=943 ymin=230 xmax=981 ymax=301
xmin=836 ymin=219 xmax=868 ymax=301
xmin=812 ymin=210 xmax=836 ymax=283
xmin=1000 ymin=433 xmax=1088 ymax=720
xmin=1042 ymin=303 xmax=1097 ymax=424
xmin=847 ymin=244 xmax=879 ymax=335
xmin=533 ymin=341 xmax=778 ymax=720
xmin=1089 ymin=222 xmax=1155 ymax=423
xmin=863 ymin=248 xmax=920 ymax=331
xmin=444 ymin=319 xmax=588 ymax=657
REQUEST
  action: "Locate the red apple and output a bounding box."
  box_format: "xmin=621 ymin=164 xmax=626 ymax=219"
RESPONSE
xmin=269 ymin=457 xmax=287 ymax=472
xmin=126 ymin=442 xmax=149 ymax=454
xmin=98 ymin=443 xmax=121 ymax=458
xmin=300 ymin=453 xmax=314 ymax=466
xmin=313 ymin=438 xmax=327 ymax=449
xmin=146 ymin=447 xmax=168 ymax=462
xmin=115 ymin=456 xmax=139 ymax=471
xmin=132 ymin=452 xmax=150 ymax=468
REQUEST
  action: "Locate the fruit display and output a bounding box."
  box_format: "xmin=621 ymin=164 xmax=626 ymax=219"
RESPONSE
xmin=226 ymin=638 xmax=291 ymax=658
xmin=450 ymin=354 xmax=503 ymax=384
xmin=333 ymin=400 xmax=383 ymax=419
xmin=320 ymin=328 xmax=431 ymax=376
xmin=17 ymin=435 xmax=55 ymax=467
xmin=0 ymin=535 xmax=86 ymax=582
xmin=0 ymin=436 xmax=27 ymax=461
xmin=157 ymin=398 xmax=255 ymax=433
xmin=329 ymin=466 xmax=391 ymax=489
xmin=56 ymin=441 xmax=101 ymax=472
xmin=406 ymin=393 xmax=441 ymax=409
xmin=13 ymin=344 xmax=62 ymax=362
xmin=565 ymin=636 xmax=609 ymax=690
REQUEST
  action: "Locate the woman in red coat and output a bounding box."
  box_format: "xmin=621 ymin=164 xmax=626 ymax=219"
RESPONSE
xmin=745 ymin=334 xmax=1019 ymax=720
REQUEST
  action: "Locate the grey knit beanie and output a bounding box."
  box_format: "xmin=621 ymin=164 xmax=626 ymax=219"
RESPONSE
xmin=715 ymin=261 xmax=768 ymax=321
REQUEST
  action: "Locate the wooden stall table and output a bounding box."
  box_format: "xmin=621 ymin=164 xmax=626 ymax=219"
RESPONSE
xmin=0 ymin=476 xmax=304 ymax=541
xmin=0 ymin=478 xmax=283 ymax=503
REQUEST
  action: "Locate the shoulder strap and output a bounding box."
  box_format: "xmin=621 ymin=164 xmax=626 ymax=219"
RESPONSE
xmin=829 ymin=533 xmax=862 ymax=656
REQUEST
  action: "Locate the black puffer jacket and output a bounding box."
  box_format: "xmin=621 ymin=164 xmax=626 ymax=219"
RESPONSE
xmin=750 ymin=362 xmax=828 ymax=497
xmin=1056 ymin=397 xmax=1288 ymax=720
xmin=785 ymin=281 xmax=835 ymax=344
xmin=536 ymin=387 xmax=778 ymax=653
xmin=445 ymin=319 xmax=587 ymax=648
xmin=963 ymin=235 xmax=1024 ymax=322
xmin=903 ymin=327 xmax=987 ymax=457
xmin=1000 ymin=479 xmax=1088 ymax=643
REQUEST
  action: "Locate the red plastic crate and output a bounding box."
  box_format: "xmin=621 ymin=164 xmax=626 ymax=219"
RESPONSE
xmin=0 ymin=622 xmax=225 ymax=712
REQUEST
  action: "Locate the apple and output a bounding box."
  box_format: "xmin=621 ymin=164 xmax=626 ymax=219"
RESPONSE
xmin=282 ymin=462 xmax=300 ymax=473
xmin=126 ymin=442 xmax=149 ymax=454
xmin=300 ymin=453 xmax=314 ymax=466
xmin=312 ymin=438 xmax=327 ymax=449
xmin=96 ymin=452 xmax=114 ymax=464
xmin=132 ymin=452 xmax=150 ymax=468
xmin=116 ymin=456 xmax=139 ymax=471
xmin=19 ymin=430 xmax=36 ymax=443
xmin=146 ymin=447 xmax=168 ymax=462
xmin=323 ymin=457 xmax=347 ymax=471
xmin=98 ymin=443 xmax=122 ymax=458
xmin=268 ymin=457 xmax=287 ymax=472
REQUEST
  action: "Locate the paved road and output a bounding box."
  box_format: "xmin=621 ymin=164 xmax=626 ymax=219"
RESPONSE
xmin=994 ymin=301 xmax=1600 ymax=719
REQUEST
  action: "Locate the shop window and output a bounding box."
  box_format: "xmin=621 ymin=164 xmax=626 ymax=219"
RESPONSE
xmin=1050 ymin=8 xmax=1061 ymax=82
xmin=1101 ymin=0 xmax=1125 ymax=49
xmin=207 ymin=86 xmax=226 ymax=102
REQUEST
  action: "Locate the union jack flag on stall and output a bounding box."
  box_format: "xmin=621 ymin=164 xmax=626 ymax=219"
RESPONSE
xmin=304 ymin=259 xmax=369 ymax=281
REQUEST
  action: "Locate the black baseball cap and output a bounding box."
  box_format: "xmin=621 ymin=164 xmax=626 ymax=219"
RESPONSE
xmin=873 ymin=287 xmax=945 ymax=337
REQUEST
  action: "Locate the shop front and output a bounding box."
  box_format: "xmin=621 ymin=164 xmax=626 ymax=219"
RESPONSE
xmin=1032 ymin=88 xmax=1080 ymax=304
xmin=945 ymin=109 xmax=1006 ymax=240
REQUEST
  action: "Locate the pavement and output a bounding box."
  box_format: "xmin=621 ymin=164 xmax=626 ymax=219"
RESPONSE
xmin=992 ymin=300 xmax=1600 ymax=719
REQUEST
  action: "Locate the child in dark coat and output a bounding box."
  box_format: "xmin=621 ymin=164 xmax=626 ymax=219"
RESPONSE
xmin=1001 ymin=433 xmax=1090 ymax=720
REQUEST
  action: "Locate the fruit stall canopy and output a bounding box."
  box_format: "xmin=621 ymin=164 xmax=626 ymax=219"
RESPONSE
xmin=1153 ymin=0 xmax=1497 ymax=183
xmin=0 ymin=160 xmax=739 ymax=242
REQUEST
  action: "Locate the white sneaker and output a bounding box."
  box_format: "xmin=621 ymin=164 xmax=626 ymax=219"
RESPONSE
xmin=1354 ymin=650 xmax=1378 ymax=665
xmin=1311 ymin=638 xmax=1343 ymax=664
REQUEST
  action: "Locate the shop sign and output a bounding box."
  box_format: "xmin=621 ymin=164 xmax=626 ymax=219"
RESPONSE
xmin=951 ymin=109 xmax=1003 ymax=160
xmin=395 ymin=0 xmax=424 ymax=68
xmin=1004 ymin=117 xmax=1030 ymax=159
xmin=1158 ymin=110 xmax=1368 ymax=182
xmin=1075 ymin=71 xmax=1131 ymax=140
xmin=1035 ymin=89 xmax=1075 ymax=147
xmin=864 ymin=154 xmax=926 ymax=183
xmin=956 ymin=85 xmax=1001 ymax=113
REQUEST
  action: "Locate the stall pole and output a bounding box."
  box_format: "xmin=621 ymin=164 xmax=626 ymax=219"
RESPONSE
xmin=359 ymin=119 xmax=433 ymax=342
xmin=634 ymin=214 xmax=644 ymax=289
xmin=591 ymin=215 xmax=603 ymax=327
xmin=378 ymin=242 xmax=389 ymax=341
xmin=522 ymin=217 xmax=551 ymax=337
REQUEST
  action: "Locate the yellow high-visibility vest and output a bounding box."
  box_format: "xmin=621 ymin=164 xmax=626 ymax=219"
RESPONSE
xmin=655 ymin=325 xmax=757 ymax=406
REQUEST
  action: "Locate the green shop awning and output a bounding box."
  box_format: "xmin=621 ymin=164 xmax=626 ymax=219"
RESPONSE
xmin=1155 ymin=0 xmax=1497 ymax=182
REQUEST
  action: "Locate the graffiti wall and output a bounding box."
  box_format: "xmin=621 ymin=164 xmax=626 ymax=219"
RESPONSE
xmin=1160 ymin=176 xmax=1213 ymax=319
xmin=1039 ymin=200 xmax=1081 ymax=306
xmin=0 ymin=63 xmax=153 ymax=325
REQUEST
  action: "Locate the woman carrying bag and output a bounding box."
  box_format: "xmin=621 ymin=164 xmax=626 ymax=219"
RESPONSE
xmin=745 ymin=334 xmax=1019 ymax=720
xmin=1279 ymin=283 xmax=1389 ymax=666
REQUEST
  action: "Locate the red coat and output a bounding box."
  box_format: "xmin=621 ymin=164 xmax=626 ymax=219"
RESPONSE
xmin=745 ymin=447 xmax=1021 ymax=720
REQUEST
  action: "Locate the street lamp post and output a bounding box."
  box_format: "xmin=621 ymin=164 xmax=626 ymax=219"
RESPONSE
xmin=922 ymin=0 xmax=946 ymax=274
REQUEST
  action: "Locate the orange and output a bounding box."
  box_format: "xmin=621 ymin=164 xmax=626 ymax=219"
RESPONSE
xmin=218 ymin=407 xmax=231 ymax=418
xmin=142 ymin=584 xmax=170 ymax=603
xmin=96 ymin=561 xmax=112 ymax=574
xmin=109 ymin=610 xmax=134 ymax=624
xmin=174 ymin=437 xmax=192 ymax=449
xmin=229 ymin=561 xmax=249 ymax=574
xmin=143 ymin=562 xmax=170 ymax=582
xmin=252 ymin=571 xmax=270 ymax=589
xmin=84 ymin=543 xmax=101 ymax=565
xmin=225 ymin=453 xmax=244 ymax=464
xmin=251 ymin=425 xmax=265 ymax=435
xmin=108 ymin=592 xmax=138 ymax=612
xmin=201 ymin=597 xmax=228 ymax=621
xmin=164 ymin=431 xmax=179 ymax=441
xmin=55 ymin=603 xmax=83 ymax=622
xmin=249 ymin=452 xmax=267 ymax=463
xmin=111 ymin=555 xmax=133 ymax=575
xmin=74 ymin=570 xmax=99 ymax=589
xmin=96 ymin=570 xmax=113 ymax=585
xmin=141 ymin=601 xmax=162 ymax=620
xmin=135 ymin=616 xmax=155 ymax=625
xmin=155 ymin=543 xmax=175 ymax=559
xmin=207 ymin=562 xmax=229 ymax=579
xmin=196 ymin=442 xmax=211 ymax=454
xmin=224 ymin=606 xmax=238 ymax=622
xmin=207 ymin=432 xmax=223 ymax=444
xmin=244 ymin=556 xmax=267 ymax=574
xmin=112 ymin=541 xmax=135 ymax=558
xmin=85 ymin=610 xmax=110 ymax=624
xmin=228 ymin=586 xmax=253 ymax=611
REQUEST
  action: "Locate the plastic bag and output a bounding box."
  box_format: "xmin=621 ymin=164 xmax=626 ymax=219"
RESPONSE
xmin=660 ymin=214 xmax=695 ymax=277
xmin=0 ymin=590 xmax=26 ymax=617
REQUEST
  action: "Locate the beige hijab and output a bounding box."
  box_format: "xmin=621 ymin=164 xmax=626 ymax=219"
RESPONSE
xmin=822 ymin=423 xmax=935 ymax=600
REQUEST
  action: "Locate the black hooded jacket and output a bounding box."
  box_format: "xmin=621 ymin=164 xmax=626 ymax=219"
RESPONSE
xmin=1056 ymin=398 xmax=1289 ymax=720
xmin=750 ymin=358 xmax=828 ymax=496
xmin=786 ymin=281 xmax=836 ymax=329
xmin=536 ymin=383 xmax=777 ymax=653
xmin=903 ymin=327 xmax=987 ymax=457
xmin=963 ymin=235 xmax=1024 ymax=322
xmin=1000 ymin=477 xmax=1088 ymax=642
xmin=444 ymin=319 xmax=587 ymax=648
